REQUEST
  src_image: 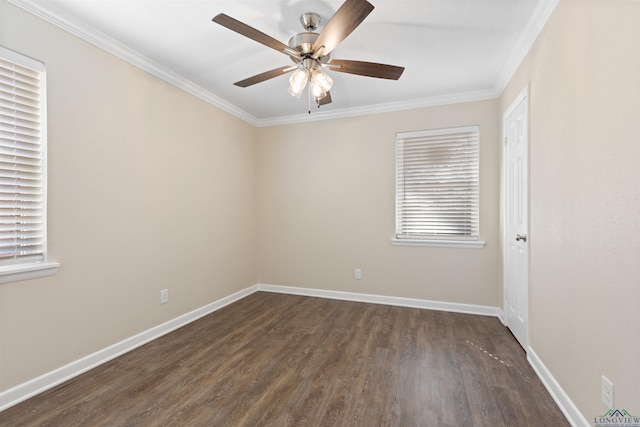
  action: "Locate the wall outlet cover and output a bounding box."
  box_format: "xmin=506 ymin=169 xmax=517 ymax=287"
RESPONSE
xmin=601 ymin=375 xmax=614 ymax=409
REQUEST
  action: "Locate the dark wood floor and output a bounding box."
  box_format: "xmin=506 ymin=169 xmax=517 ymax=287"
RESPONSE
xmin=1 ymin=292 xmax=568 ymax=426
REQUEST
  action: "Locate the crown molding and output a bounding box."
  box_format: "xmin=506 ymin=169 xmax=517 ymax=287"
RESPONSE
xmin=6 ymin=0 xmax=261 ymax=127
xmin=8 ymin=0 xmax=558 ymax=128
xmin=254 ymin=88 xmax=500 ymax=127
xmin=492 ymin=0 xmax=560 ymax=96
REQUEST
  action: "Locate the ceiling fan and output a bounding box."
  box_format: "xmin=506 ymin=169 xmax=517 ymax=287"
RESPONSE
xmin=212 ymin=0 xmax=404 ymax=110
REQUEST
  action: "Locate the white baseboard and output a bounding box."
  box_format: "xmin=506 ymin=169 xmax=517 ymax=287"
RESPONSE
xmin=0 ymin=284 xmax=259 ymax=412
xmin=257 ymin=283 xmax=504 ymax=318
xmin=527 ymin=347 xmax=589 ymax=427
xmin=0 ymin=283 xmax=522 ymax=415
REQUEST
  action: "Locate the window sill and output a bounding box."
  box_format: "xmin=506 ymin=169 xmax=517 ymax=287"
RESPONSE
xmin=391 ymin=238 xmax=485 ymax=249
xmin=0 ymin=261 xmax=60 ymax=284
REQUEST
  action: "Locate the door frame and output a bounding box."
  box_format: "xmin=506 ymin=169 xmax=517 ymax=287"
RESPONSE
xmin=502 ymin=84 xmax=530 ymax=350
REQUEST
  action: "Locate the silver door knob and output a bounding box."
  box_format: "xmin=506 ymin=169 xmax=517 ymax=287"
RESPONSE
xmin=516 ymin=234 xmax=527 ymax=242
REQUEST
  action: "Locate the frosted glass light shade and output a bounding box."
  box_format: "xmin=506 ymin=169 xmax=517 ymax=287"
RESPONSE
xmin=288 ymin=67 xmax=309 ymax=98
xmin=311 ymin=82 xmax=326 ymax=99
xmin=311 ymin=68 xmax=333 ymax=93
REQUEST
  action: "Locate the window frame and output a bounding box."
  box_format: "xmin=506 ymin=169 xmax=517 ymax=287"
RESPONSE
xmin=0 ymin=46 xmax=59 ymax=283
xmin=392 ymin=125 xmax=485 ymax=249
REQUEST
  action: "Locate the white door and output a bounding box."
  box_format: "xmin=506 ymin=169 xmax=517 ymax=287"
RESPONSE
xmin=503 ymin=87 xmax=529 ymax=350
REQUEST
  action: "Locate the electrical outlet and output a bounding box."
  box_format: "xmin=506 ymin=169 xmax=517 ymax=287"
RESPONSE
xmin=160 ymin=289 xmax=169 ymax=304
xmin=355 ymin=268 xmax=362 ymax=280
xmin=601 ymin=375 xmax=614 ymax=409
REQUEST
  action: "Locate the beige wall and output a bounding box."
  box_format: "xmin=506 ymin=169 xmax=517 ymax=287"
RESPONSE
xmin=0 ymin=1 xmax=257 ymax=391
xmin=500 ymin=0 xmax=640 ymax=418
xmin=256 ymin=102 xmax=502 ymax=306
xmin=4 ymin=0 xmax=638 ymax=422
xmin=0 ymin=0 xmax=504 ymax=396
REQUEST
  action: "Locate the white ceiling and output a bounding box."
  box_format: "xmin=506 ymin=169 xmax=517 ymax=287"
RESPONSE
xmin=11 ymin=0 xmax=556 ymax=126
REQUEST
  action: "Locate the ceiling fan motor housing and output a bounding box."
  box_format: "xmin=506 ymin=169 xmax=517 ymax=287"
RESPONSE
xmin=288 ymin=13 xmax=330 ymax=64
xmin=288 ymin=32 xmax=330 ymax=63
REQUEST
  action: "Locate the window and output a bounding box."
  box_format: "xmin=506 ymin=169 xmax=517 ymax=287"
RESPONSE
xmin=393 ymin=126 xmax=484 ymax=248
xmin=0 ymin=46 xmax=58 ymax=282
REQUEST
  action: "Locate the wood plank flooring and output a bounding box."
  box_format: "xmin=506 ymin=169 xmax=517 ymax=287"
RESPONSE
xmin=0 ymin=292 xmax=569 ymax=426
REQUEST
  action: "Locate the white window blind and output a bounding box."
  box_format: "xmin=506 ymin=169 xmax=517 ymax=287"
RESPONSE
xmin=0 ymin=47 xmax=47 ymax=265
xmin=396 ymin=126 xmax=479 ymax=241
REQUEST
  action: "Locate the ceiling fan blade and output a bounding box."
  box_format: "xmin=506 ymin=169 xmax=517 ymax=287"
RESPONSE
xmin=312 ymin=0 xmax=374 ymax=57
xmin=213 ymin=14 xmax=298 ymax=57
xmin=234 ymin=66 xmax=294 ymax=87
xmin=317 ymin=91 xmax=332 ymax=106
xmin=328 ymin=59 xmax=405 ymax=80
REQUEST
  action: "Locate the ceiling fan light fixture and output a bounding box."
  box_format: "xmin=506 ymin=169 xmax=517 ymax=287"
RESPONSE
xmin=288 ymin=66 xmax=309 ymax=98
xmin=311 ymin=82 xmax=327 ymax=99
xmin=311 ymin=68 xmax=333 ymax=93
xmin=214 ymin=1 xmax=405 ymax=112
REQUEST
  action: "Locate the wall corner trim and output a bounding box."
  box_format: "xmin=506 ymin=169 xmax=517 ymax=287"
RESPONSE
xmin=492 ymin=0 xmax=559 ymax=97
xmin=527 ymin=348 xmax=590 ymax=427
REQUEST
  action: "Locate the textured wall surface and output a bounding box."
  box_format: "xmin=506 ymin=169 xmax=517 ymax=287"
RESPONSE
xmin=501 ymin=0 xmax=640 ymax=419
xmin=2 ymin=0 xmax=638 ymax=423
xmin=0 ymin=1 xmax=257 ymax=391
xmin=256 ymin=101 xmax=501 ymax=306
